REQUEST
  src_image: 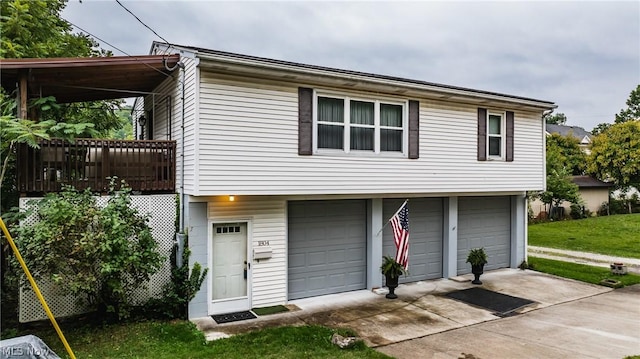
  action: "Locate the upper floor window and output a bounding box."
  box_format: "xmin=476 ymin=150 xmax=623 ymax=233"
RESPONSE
xmin=477 ymin=108 xmax=514 ymax=162
xmin=487 ymin=112 xmax=504 ymax=158
xmin=315 ymin=94 xmax=406 ymax=154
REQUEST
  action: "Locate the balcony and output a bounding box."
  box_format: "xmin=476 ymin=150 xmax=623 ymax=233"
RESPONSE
xmin=16 ymin=139 xmax=176 ymax=195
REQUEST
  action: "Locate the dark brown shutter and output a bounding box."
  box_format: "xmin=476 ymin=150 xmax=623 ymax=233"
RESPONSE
xmin=298 ymin=87 xmax=313 ymax=155
xmin=506 ymin=111 xmax=514 ymax=162
xmin=477 ymin=108 xmax=487 ymax=161
xmin=408 ymin=100 xmax=419 ymax=159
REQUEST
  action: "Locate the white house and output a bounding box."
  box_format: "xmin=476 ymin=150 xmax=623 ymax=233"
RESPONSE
xmin=137 ymin=42 xmax=556 ymax=319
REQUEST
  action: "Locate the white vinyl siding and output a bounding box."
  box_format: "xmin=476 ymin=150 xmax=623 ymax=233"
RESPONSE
xmin=195 ymin=73 xmax=545 ymax=195
xmin=207 ymin=196 xmax=287 ymax=307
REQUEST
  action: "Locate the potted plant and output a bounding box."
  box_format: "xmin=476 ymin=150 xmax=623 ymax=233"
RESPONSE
xmin=466 ymin=248 xmax=488 ymax=285
xmin=380 ymin=255 xmax=407 ymax=299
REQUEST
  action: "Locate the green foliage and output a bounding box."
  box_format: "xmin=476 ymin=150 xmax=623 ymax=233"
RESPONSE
xmin=380 ymin=255 xmax=407 ymax=278
xmin=588 ymin=121 xmax=640 ymax=191
xmin=543 ymin=112 xmax=567 ymax=125
xmin=615 ymin=85 xmax=640 ymax=123
xmin=569 ymin=203 xmax=589 ymax=219
xmin=546 ymin=133 xmax=587 ymax=175
xmin=539 ymin=168 xmax=581 ymax=219
xmin=147 ymin=235 xmax=208 ymax=319
xmin=2 ymin=321 xmax=390 ymax=359
xmin=528 ymin=256 xmax=640 ymax=287
xmin=528 ymin=214 xmax=640 ymax=259
xmin=108 ymin=107 xmax=134 ymax=140
xmin=466 ymin=248 xmax=488 ymax=266
xmin=591 ymin=122 xmax=611 ymax=136
xmin=15 ymin=181 xmax=164 ymax=320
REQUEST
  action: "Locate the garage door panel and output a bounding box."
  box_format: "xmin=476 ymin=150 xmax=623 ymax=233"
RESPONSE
xmin=383 ymin=198 xmax=443 ymax=283
xmin=457 ymin=196 xmax=511 ymax=275
xmin=288 ymin=200 xmax=367 ymax=300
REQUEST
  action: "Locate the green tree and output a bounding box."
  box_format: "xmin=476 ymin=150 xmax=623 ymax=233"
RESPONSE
xmin=543 ymin=112 xmax=567 ymax=125
xmin=615 ymin=85 xmax=640 ymax=123
xmin=546 ymin=133 xmax=587 ymax=175
xmin=591 ymin=122 xmax=611 ymax=136
xmin=588 ymin=121 xmax=640 ymax=192
xmin=539 ymin=168 xmax=581 ymax=220
xmin=15 ymin=183 xmax=164 ymax=320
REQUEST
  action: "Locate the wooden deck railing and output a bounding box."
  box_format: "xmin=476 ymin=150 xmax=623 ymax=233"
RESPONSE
xmin=16 ymin=139 xmax=176 ymax=195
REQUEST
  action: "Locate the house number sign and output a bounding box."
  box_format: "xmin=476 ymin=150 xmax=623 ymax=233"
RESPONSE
xmin=258 ymin=240 xmax=270 ymax=246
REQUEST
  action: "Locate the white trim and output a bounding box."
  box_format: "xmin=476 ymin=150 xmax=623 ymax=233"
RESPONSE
xmin=207 ymin=219 xmax=253 ymax=315
xmin=313 ymin=90 xmax=408 ymax=157
xmin=486 ymin=110 xmax=506 ymax=161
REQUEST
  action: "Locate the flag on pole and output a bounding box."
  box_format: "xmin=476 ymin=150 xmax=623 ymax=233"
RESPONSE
xmin=390 ymin=201 xmax=409 ymax=270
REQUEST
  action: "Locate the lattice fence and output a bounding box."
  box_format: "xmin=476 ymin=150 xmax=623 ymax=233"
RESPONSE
xmin=18 ymin=194 xmax=176 ymax=323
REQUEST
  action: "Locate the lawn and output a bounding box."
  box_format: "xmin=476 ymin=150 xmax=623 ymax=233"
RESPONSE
xmin=528 ymin=256 xmax=640 ymax=287
xmin=2 ymin=321 xmax=390 ymax=359
xmin=528 ymin=214 xmax=640 ymax=258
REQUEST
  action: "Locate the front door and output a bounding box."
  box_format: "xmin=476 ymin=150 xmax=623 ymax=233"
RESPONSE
xmin=210 ymin=222 xmax=250 ymax=314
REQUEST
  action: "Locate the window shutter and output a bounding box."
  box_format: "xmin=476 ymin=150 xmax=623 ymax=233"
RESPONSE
xmin=408 ymin=100 xmax=419 ymax=159
xmin=506 ymin=111 xmax=514 ymax=162
xmin=477 ymin=108 xmax=487 ymax=161
xmin=298 ymin=87 xmax=313 ymax=155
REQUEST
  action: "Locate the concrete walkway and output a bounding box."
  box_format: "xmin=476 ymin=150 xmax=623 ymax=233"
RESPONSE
xmin=529 ymin=245 xmax=640 ymax=274
xmin=193 ymin=269 xmax=616 ymax=346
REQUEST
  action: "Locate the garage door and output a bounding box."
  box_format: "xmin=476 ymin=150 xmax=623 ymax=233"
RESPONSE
xmin=457 ymin=196 xmax=511 ymax=275
xmin=383 ymin=198 xmax=443 ymax=283
xmin=288 ymin=200 xmax=367 ymax=300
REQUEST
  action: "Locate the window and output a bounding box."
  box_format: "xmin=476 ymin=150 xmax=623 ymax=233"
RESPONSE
xmin=487 ymin=113 xmax=504 ymax=158
xmin=477 ymin=108 xmax=514 ymax=162
xmin=315 ymin=94 xmax=406 ymax=154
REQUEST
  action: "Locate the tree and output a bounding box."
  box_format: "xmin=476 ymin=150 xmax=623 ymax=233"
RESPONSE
xmin=546 ymin=133 xmax=586 ymax=175
xmin=543 ymin=112 xmax=567 ymax=125
xmin=615 ymin=85 xmax=640 ymax=123
xmin=588 ymin=121 xmax=640 ymax=192
xmin=539 ymin=168 xmax=581 ymax=220
xmin=591 ymin=122 xmax=611 ymax=136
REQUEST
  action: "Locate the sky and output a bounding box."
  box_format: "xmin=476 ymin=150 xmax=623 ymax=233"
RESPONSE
xmin=62 ymin=0 xmax=640 ymax=132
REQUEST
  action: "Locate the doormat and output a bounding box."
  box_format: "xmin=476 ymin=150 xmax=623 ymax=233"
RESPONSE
xmin=211 ymin=310 xmax=257 ymax=324
xmin=252 ymin=305 xmax=289 ymax=316
xmin=445 ymin=287 xmax=534 ymax=316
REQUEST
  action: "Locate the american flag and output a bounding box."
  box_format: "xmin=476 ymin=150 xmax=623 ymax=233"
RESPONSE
xmin=390 ymin=201 xmax=409 ymax=270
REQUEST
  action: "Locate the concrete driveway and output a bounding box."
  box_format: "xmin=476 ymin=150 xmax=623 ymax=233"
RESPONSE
xmin=194 ymin=269 xmax=640 ymax=358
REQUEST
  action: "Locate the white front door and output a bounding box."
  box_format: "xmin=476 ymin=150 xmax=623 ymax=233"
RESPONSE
xmin=210 ymin=222 xmax=250 ymax=314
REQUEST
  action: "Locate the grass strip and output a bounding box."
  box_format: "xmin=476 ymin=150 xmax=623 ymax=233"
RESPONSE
xmin=252 ymin=305 xmax=289 ymax=316
xmin=2 ymin=321 xmax=390 ymax=359
xmin=528 ymin=256 xmax=640 ymax=287
xmin=528 ymin=214 xmax=640 ymax=259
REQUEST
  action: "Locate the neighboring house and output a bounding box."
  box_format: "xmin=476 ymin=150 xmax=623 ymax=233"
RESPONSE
xmin=530 ymin=176 xmax=613 ymax=217
xmin=135 ymin=42 xmax=556 ymax=319
xmin=530 ymin=124 xmax=611 ymax=217
xmin=545 ymin=123 xmax=592 ymax=154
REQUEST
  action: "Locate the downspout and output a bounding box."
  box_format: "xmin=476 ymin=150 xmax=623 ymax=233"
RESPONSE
xmin=175 ymin=62 xmax=186 ymax=268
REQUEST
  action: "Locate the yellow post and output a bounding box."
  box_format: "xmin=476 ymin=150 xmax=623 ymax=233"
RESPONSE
xmin=0 ymin=218 xmax=76 ymax=359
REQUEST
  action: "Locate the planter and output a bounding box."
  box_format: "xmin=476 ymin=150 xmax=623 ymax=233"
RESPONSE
xmin=471 ymin=264 xmax=484 ymax=285
xmin=385 ymin=274 xmax=399 ymax=299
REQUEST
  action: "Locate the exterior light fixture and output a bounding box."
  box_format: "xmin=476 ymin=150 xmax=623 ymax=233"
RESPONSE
xmin=138 ymin=115 xmax=147 ymax=127
xmin=229 ymin=195 xmax=235 ymax=202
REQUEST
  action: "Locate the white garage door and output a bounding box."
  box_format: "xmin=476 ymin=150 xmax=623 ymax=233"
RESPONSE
xmin=457 ymin=196 xmax=511 ymax=275
xmin=288 ymin=200 xmax=367 ymax=300
xmin=383 ymin=198 xmax=443 ymax=283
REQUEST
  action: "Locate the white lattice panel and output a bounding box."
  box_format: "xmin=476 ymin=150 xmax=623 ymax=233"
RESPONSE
xmin=18 ymin=194 xmax=176 ymax=322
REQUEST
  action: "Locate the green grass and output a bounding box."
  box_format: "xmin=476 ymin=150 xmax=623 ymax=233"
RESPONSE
xmin=3 ymin=321 xmax=390 ymax=359
xmin=528 ymin=214 xmax=640 ymax=258
xmin=528 ymin=256 xmax=640 ymax=287
xmin=252 ymin=305 xmax=289 ymax=316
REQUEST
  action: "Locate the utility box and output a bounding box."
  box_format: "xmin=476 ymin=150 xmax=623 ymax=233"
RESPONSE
xmin=610 ymin=263 xmax=628 ymax=275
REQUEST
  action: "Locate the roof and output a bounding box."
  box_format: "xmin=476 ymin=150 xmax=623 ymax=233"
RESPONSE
xmin=571 ymin=176 xmax=613 ymax=188
xmin=154 ymin=42 xmax=556 ymax=110
xmin=546 ymin=124 xmax=592 ymax=143
xmin=0 ymin=55 xmax=180 ymax=103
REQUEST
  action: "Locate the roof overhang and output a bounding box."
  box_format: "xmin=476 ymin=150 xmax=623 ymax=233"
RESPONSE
xmin=0 ymin=55 xmax=180 ymax=103
xmin=155 ymin=43 xmax=556 ymax=112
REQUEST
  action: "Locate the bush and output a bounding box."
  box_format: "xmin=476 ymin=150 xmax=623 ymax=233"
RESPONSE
xmin=15 ymin=181 xmax=163 ymax=321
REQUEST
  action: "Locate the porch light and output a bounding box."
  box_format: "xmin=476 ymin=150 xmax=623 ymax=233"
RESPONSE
xmin=229 ymin=195 xmax=235 ymax=202
xmin=138 ymin=115 xmax=147 ymax=127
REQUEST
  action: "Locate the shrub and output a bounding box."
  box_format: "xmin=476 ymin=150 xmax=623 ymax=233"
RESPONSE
xmin=15 ymin=181 xmax=163 ymax=321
